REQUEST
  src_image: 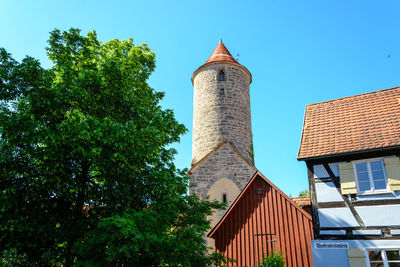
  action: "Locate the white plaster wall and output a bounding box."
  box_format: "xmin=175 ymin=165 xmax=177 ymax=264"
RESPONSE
xmin=312 ymin=239 xmax=400 ymax=267
xmin=207 ymin=177 xmax=241 ymax=204
xmin=316 ymin=182 xmax=345 ymax=202
xmin=314 ymin=164 xmax=329 ymax=178
xmin=355 ymin=205 xmax=400 ymax=226
xmin=318 ymin=207 xmax=359 ymax=227
xmin=352 ymin=230 xmax=381 ymax=235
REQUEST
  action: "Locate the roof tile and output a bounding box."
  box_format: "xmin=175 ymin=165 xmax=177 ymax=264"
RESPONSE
xmin=298 ymin=86 xmax=400 ymax=159
xmin=204 ymin=40 xmax=239 ymax=64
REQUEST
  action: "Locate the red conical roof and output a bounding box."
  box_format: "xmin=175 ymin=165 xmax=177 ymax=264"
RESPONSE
xmin=192 ymin=40 xmax=252 ymax=84
xmin=205 ymin=40 xmax=239 ymax=64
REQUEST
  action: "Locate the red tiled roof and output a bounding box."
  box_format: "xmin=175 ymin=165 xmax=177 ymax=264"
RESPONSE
xmin=298 ymin=86 xmax=400 ymax=160
xmin=291 ymin=196 xmax=311 ymax=207
xmin=205 ymin=40 xmax=239 ymax=64
xmin=191 ymin=40 xmax=252 ymax=84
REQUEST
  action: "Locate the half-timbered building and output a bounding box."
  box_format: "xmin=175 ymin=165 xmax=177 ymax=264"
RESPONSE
xmin=298 ymin=86 xmax=400 ymax=267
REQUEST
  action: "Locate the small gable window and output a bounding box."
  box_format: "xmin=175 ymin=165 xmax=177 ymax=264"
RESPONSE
xmin=257 ymin=187 xmax=263 ymax=195
xmin=217 ymin=70 xmax=225 ymax=81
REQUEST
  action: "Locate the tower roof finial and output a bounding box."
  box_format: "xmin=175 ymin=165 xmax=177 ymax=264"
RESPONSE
xmin=191 ymin=40 xmax=252 ymax=84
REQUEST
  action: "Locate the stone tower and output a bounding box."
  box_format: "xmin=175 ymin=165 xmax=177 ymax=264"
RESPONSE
xmin=188 ymin=41 xmax=256 ymax=237
xmin=191 ymin=40 xmax=253 ymax=166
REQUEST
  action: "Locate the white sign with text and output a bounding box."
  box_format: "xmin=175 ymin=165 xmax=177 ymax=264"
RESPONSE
xmin=314 ymin=242 xmax=349 ymax=249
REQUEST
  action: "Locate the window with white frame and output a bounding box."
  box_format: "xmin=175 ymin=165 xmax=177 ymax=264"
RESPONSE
xmin=366 ymin=249 xmax=400 ymax=267
xmin=353 ymin=158 xmax=389 ymax=194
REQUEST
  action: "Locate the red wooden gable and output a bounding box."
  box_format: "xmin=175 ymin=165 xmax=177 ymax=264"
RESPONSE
xmin=208 ymin=171 xmax=313 ymax=267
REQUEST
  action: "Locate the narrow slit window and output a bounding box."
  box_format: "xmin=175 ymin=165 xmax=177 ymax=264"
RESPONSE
xmin=218 ymin=70 xmax=225 ymax=81
xmin=220 ymin=88 xmax=225 ymax=95
xmin=222 ymin=193 xmax=227 ymax=203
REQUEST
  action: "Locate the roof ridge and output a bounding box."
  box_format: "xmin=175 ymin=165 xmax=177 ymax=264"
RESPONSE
xmin=298 ymin=84 xmax=400 ymax=160
xmin=208 ymin=171 xmax=312 ymax=238
xmin=306 ymin=85 xmax=400 ymax=107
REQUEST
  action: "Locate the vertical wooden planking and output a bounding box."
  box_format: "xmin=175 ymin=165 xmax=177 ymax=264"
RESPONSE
xmin=303 ymin=215 xmax=313 ymax=266
xmin=259 ymin=181 xmax=267 ymax=260
xmin=270 ymin=186 xmax=276 ymax=254
xmin=267 ymin=184 xmax=275 ymax=255
xmin=248 ymin=182 xmax=254 ymax=266
xmin=286 ymin=200 xmax=296 ymax=267
xmin=265 ymin=186 xmax=272 ymax=255
xmin=291 ymin=205 xmax=302 ymax=267
xmin=224 ymin=218 xmax=229 ymax=264
xmin=229 ymin=206 xmax=234 ymax=266
xmin=215 ymin=230 xmax=219 ymax=254
xmin=255 ymin=180 xmax=262 ymax=264
xmin=234 ymin=203 xmax=239 ymax=266
xmin=242 ymin=191 xmax=248 ymax=267
xmin=232 ymin=208 xmax=237 ymax=266
xmin=276 ymin=193 xmax=285 ymax=255
xmin=253 ymin=181 xmax=258 ymax=264
xmin=272 ymin=188 xmax=280 ymax=254
xmin=298 ymin=213 xmax=309 ymax=267
xmin=262 ymin=184 xmax=270 ymax=255
xmin=237 ymin=192 xmax=243 ymax=267
xmin=244 ymin=184 xmax=249 ymax=267
xmin=285 ymin=200 xmax=296 ymax=267
xmin=210 ymin=175 xmax=314 ymax=267
xmin=218 ymin=229 xmax=221 ymax=253
xmin=280 ymin=194 xmax=290 ymax=266
xmin=245 ymin=189 xmax=251 ymax=266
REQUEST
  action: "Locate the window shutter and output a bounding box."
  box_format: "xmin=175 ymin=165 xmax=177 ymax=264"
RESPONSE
xmin=384 ymin=157 xmax=400 ymax=191
xmin=347 ymin=248 xmax=366 ymax=267
xmin=339 ymin=162 xmax=357 ymax=194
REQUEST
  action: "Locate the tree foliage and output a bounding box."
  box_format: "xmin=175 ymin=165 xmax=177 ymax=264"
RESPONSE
xmin=0 ymin=28 xmax=223 ymax=266
xmin=258 ymin=251 xmax=285 ymax=267
xmin=299 ymin=189 xmax=310 ymax=196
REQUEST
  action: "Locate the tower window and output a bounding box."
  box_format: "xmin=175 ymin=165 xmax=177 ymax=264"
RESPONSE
xmin=217 ymin=70 xmax=225 ymax=81
xmin=222 ymin=193 xmax=227 ymax=203
xmin=219 ymin=88 xmax=225 ymax=95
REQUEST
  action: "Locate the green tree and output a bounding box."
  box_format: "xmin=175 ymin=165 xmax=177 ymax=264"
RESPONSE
xmin=299 ymin=189 xmax=310 ymax=196
xmin=258 ymin=250 xmax=285 ymax=267
xmin=0 ymin=28 xmax=223 ymax=266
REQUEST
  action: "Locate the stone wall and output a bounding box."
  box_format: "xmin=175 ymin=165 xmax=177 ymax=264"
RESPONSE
xmin=189 ymin=142 xmax=256 ymax=248
xmin=189 ymin=142 xmax=256 ymax=204
xmin=192 ymin=62 xmax=253 ymax=165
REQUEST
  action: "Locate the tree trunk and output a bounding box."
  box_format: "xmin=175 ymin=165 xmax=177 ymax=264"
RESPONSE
xmin=65 ymin=160 xmax=90 ymax=266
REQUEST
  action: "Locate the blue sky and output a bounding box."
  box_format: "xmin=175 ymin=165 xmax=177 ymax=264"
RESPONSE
xmin=1 ymin=1 xmax=399 ymax=196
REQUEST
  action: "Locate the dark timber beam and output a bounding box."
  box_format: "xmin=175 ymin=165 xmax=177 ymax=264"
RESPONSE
xmin=319 ymin=199 xmax=400 ymax=208
xmin=306 ymin=161 xmax=320 ymax=239
xmin=322 ymin=163 xmax=366 ymax=228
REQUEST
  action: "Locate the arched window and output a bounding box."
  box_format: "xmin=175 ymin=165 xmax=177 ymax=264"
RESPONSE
xmin=217 ymin=70 xmax=225 ymax=81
